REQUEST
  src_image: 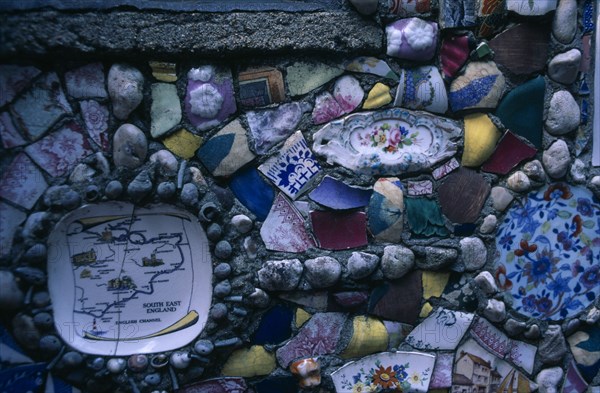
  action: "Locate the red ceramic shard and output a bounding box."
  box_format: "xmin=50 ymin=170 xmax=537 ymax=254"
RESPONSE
xmin=368 ymin=270 xmax=423 ymax=325
xmin=440 ymin=35 xmax=470 ymax=78
xmin=482 ymin=131 xmax=537 ymax=175
xmin=332 ymin=291 xmax=369 ymax=308
xmin=489 ymin=24 xmax=550 ymax=75
xmin=310 ymin=210 xmax=367 ymax=250
xmin=438 ymin=167 xmax=490 ymax=224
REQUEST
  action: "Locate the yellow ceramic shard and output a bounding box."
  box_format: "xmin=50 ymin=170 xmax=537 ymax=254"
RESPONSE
xmin=363 ymin=83 xmax=392 ymax=109
xmin=149 ymin=61 xmax=177 ymax=82
xmin=340 ymin=316 xmax=388 ymax=359
xmin=221 ymin=345 xmax=276 ymax=377
xmin=462 ymin=113 xmax=501 ymax=167
xmin=162 ymin=128 xmax=202 ymax=159
xmin=422 ymin=271 xmax=450 ymax=300
xmin=420 ymin=302 xmax=433 ymax=318
xmin=295 ymin=308 xmax=312 ymax=328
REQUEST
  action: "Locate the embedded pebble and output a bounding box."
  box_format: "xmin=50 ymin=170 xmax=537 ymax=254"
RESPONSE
xmin=381 ymin=246 xmax=414 ymax=279
xmin=85 ymin=185 xmax=100 ymax=201
xmin=507 ymin=171 xmax=531 ymax=192
xmin=586 ymin=307 xmax=600 ymax=324
xmin=258 ymin=259 xmax=303 ymax=291
xmin=545 ymin=90 xmax=580 ymax=135
xmin=522 ymin=160 xmax=546 ymax=182
xmin=304 ymin=256 xmax=342 ymax=288
xmin=127 ymin=170 xmax=153 ymax=202
xmin=22 ymin=212 xmax=51 ymax=239
xmin=150 ymin=149 xmax=178 ymax=177
xmin=415 ymin=247 xmax=457 ymax=270
xmin=244 ymin=237 xmax=259 ymax=259
xmin=157 ymin=181 xmax=176 ymax=200
xmin=170 ymin=351 xmax=191 ymax=369
xmin=113 ymin=124 xmax=148 ymax=169
xmin=31 ymin=291 xmax=50 ymax=307
xmin=206 ymin=223 xmax=223 ymax=242
xmin=23 ymin=243 xmax=47 ymax=263
xmin=552 ymin=0 xmax=577 ymax=44
xmin=536 ymin=367 xmax=563 ymax=393
xmin=105 ymin=180 xmax=123 ymax=199
xmin=214 ymin=280 xmax=232 ymax=298
xmin=248 ymin=288 xmax=270 ymax=308
xmin=108 ymin=63 xmax=144 ymax=120
xmin=525 ymin=324 xmax=541 ymax=339
xmin=479 ymin=215 xmax=497 ymax=234
xmin=539 ymin=325 xmax=567 ymax=365
xmin=33 ymin=312 xmax=53 ymax=328
xmin=483 ymin=299 xmax=506 ymax=322
xmin=490 ymin=186 xmax=514 ymax=211
xmin=89 ymin=357 xmax=105 ymax=371
xmin=194 ymin=340 xmax=214 ymax=355
xmin=504 ymin=319 xmax=527 ymax=337
xmin=128 ymin=354 xmax=149 ymax=372
xmin=231 ymin=214 xmax=253 ymax=234
xmin=543 ymin=139 xmax=571 ymax=179
xmin=69 ymin=163 xmax=96 ymax=184
xmin=214 ymin=263 xmax=232 ymax=279
xmin=548 ymin=49 xmax=581 ymax=85
xmin=474 ymin=271 xmax=498 ymax=295
xmin=459 ymin=237 xmax=487 ymax=271
xmin=569 ymin=159 xmax=586 ymax=183
xmin=14 ymin=266 xmax=46 ymax=285
xmin=179 ymin=183 xmax=199 ymax=207
xmin=12 ymin=314 xmax=40 ymax=350
xmin=214 ymin=240 xmax=232 ymax=259
xmin=347 ymin=251 xmax=380 ymax=280
xmin=43 ymin=185 xmax=81 ymax=210
xmin=107 ymin=358 xmax=127 ymax=373
xmin=0 ymin=271 xmax=24 ymax=310
xmin=62 ymin=351 xmax=84 ymax=367
xmin=210 ymin=303 xmax=228 ymax=320
xmin=39 ymin=335 xmax=61 ymax=353
xmin=145 ymin=373 xmax=161 ymax=386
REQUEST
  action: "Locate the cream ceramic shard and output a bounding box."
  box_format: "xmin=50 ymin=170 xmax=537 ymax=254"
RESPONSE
xmin=313 ymin=108 xmax=461 ymax=176
xmin=47 ymin=202 xmax=212 ymax=356
xmin=394 ymin=66 xmax=448 ymax=114
xmin=405 ymin=308 xmax=474 ymax=350
xmin=344 ymin=57 xmax=399 ymax=80
xmin=507 ymin=0 xmax=557 ymax=15
xmin=332 ymin=351 xmax=436 ymax=392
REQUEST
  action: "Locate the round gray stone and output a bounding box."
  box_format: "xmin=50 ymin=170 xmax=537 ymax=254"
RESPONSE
xmin=416 ymin=247 xmax=457 ymax=270
xmin=150 ymin=149 xmax=178 ymax=177
xmin=490 ymin=186 xmax=514 ymax=211
xmin=22 ymin=212 xmax=51 ymax=240
xmin=214 ymin=240 xmax=232 ymax=259
xmin=474 ymin=271 xmax=498 ymax=295
xmin=570 ymin=159 xmax=586 ymax=183
xmin=548 ymin=49 xmax=581 ymax=85
xmin=23 ymin=243 xmax=47 ymax=263
xmin=304 ymin=256 xmax=341 ymax=288
xmin=39 ymin=335 xmax=62 ymax=354
xmin=258 ymin=259 xmax=303 ymax=291
xmin=248 ymin=287 xmax=270 ymax=308
xmin=214 ymin=263 xmax=232 ymax=279
xmin=108 ymin=63 xmax=144 ymax=120
xmin=63 ymin=351 xmax=84 ymax=367
xmin=180 ymin=183 xmax=199 ymax=207
xmin=157 ymin=181 xmax=176 ymax=200
xmin=459 ymin=237 xmax=487 ymax=271
xmin=145 ymin=373 xmax=161 ymax=386
xmin=524 ymin=324 xmax=541 ymax=340
xmin=522 ymin=159 xmax=546 ymax=182
xmin=31 ymin=291 xmax=50 ymax=307
xmin=504 ymin=319 xmax=527 ymax=337
xmin=113 ymin=123 xmax=147 ymax=169
xmin=209 ymin=303 xmax=228 ymax=320
xmin=33 ymin=312 xmax=53 ymax=329
xmin=552 ymin=0 xmax=577 ymax=44
xmin=543 ymin=139 xmax=571 ymax=179
xmin=507 ymin=171 xmax=531 ymax=193
xmin=381 ymin=245 xmax=414 ymax=279
xmin=231 ymin=214 xmax=253 ymax=234
xmin=206 ymin=223 xmax=223 ymax=242
xmin=105 ymin=180 xmax=123 ymax=199
xmin=546 ymin=90 xmax=580 ymax=135
xmin=43 ymin=185 xmax=81 ymax=210
xmin=479 ymin=214 xmax=497 ymax=234
xmin=347 ymin=251 xmax=380 ymax=279
xmin=214 ymin=280 xmax=232 ymax=298
xmin=194 ymin=339 xmax=214 ymax=355
xmin=483 ymin=299 xmax=506 ymax=322
xmin=127 ymin=170 xmax=153 ymax=202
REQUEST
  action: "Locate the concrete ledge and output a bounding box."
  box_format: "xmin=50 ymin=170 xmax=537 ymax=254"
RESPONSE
xmin=0 ymin=11 xmax=384 ymax=59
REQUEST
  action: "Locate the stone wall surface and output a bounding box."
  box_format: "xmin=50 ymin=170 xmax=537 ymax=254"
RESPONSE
xmin=0 ymin=0 xmax=599 ymax=393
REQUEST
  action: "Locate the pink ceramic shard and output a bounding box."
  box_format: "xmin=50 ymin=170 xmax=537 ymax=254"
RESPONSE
xmin=260 ymin=193 xmax=316 ymax=253
xmin=440 ymin=35 xmax=470 ymax=78
xmin=0 ymin=153 xmax=48 ymax=210
xmin=312 ymin=92 xmax=344 ymax=125
xmin=0 ymin=65 xmax=41 ymax=107
xmin=407 ymin=180 xmax=433 ymax=196
xmin=481 ymin=131 xmax=537 ymax=175
xmin=65 ymin=62 xmax=107 ymax=99
xmin=310 ymin=210 xmax=368 ymax=250
xmin=80 ymin=100 xmax=110 ymax=151
xmin=25 ymin=122 xmax=94 ymax=177
xmin=276 ymin=312 xmax=346 ymax=367
xmin=0 ymin=112 xmax=27 ymax=149
xmin=312 ymin=76 xmax=364 ymax=125
xmin=332 ymin=291 xmax=369 ymax=308
xmin=430 ymin=352 xmax=454 ymax=388
xmin=432 ymin=157 xmax=460 ymax=179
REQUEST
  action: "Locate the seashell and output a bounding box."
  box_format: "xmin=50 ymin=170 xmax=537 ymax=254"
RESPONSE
xmin=290 ymin=357 xmax=321 ymax=388
xmin=170 ymin=351 xmax=191 ymax=369
xmin=128 ymin=354 xmax=148 ymax=372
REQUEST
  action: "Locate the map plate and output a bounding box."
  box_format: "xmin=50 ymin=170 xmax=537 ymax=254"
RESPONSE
xmin=47 ymin=202 xmax=212 ymax=356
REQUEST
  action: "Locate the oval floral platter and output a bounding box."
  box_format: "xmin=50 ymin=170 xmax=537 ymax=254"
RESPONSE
xmin=494 ymin=183 xmax=600 ymax=320
xmin=47 ymin=202 xmax=212 ymax=356
xmin=331 ymin=351 xmax=436 ymax=392
xmin=312 ymin=108 xmax=461 ymax=176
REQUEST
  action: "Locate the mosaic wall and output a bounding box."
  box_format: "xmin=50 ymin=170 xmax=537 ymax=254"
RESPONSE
xmin=0 ymin=0 xmax=599 ymax=392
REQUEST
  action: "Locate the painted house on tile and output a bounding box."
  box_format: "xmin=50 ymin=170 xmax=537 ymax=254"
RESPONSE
xmin=454 ymin=351 xmax=500 ymax=393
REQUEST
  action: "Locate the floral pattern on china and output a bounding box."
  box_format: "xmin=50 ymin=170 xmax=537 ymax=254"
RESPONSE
xmin=331 ymin=351 xmax=435 ymax=393
xmin=494 ymin=183 xmax=600 ymax=320
xmin=312 ymin=108 xmax=461 ymax=176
